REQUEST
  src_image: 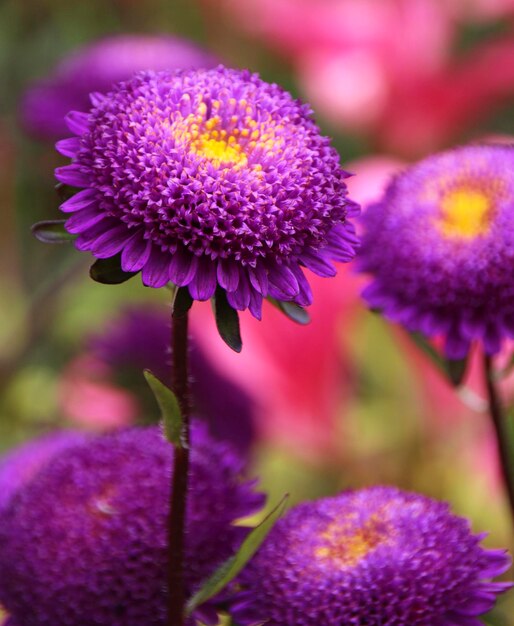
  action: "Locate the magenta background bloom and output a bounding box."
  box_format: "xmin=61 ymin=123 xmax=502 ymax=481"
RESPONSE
xmin=0 ymin=431 xmax=86 ymax=513
xmin=232 ymin=486 xmax=512 ymax=626
xmin=55 ymin=67 xmax=359 ymax=317
xmin=21 ymin=35 xmax=216 ymax=139
xmin=358 ymin=144 xmax=514 ymax=359
xmin=0 ymin=423 xmax=264 ymax=626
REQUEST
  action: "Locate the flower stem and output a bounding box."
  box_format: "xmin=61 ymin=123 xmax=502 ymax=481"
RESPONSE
xmin=483 ymin=353 xmax=514 ymax=527
xmin=168 ymin=310 xmax=191 ymax=626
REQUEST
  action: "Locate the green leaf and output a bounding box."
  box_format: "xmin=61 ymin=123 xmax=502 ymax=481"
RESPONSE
xmin=172 ymin=286 xmax=194 ymax=318
xmin=143 ymin=370 xmax=183 ymax=448
xmin=408 ymin=331 xmax=468 ymax=387
xmin=213 ymin=288 xmax=242 ymax=353
xmin=186 ymin=495 xmax=288 ymax=615
xmin=89 ymin=255 xmax=137 ymax=285
xmin=31 ymin=220 xmax=76 ymax=244
xmin=275 ymin=299 xmax=310 ymax=325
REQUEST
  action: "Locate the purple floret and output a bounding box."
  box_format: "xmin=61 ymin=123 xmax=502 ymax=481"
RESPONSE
xmin=358 ymin=144 xmax=514 ymax=359
xmin=21 ymin=35 xmax=216 ymax=139
xmin=0 ymin=431 xmax=86 ymax=513
xmin=55 ymin=66 xmax=359 ymax=317
xmin=231 ymin=486 xmax=512 ymax=626
xmin=0 ymin=423 xmax=264 ymax=626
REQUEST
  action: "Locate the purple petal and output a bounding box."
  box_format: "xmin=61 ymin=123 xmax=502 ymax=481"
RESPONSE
xmin=267 ymin=264 xmax=299 ymax=300
xmin=60 ymin=189 xmax=98 ymax=213
xmin=300 ymin=250 xmax=336 ymax=277
xmin=189 ymin=257 xmax=217 ymax=301
xmin=248 ymin=288 xmax=263 ymax=320
xmin=290 ymin=265 xmax=313 ymax=307
xmin=169 ymin=248 xmax=198 ymax=286
xmin=90 ymin=226 xmax=130 ymax=258
xmin=217 ymin=259 xmax=240 ymax=292
xmin=480 ymin=549 xmax=512 ymax=577
xmin=65 ymin=207 xmax=106 ymax=234
xmin=121 ymin=232 xmax=152 ymax=272
xmin=227 ymin=273 xmax=251 ymax=310
xmin=55 ymin=137 xmax=81 ymax=158
xmin=141 ymin=248 xmax=172 ymax=288
xmin=55 ymin=164 xmax=90 ymax=187
xmin=65 ymin=111 xmax=89 ymax=135
xmin=248 ymin=264 xmax=268 ymax=296
xmin=454 ymin=591 xmax=497 ymax=615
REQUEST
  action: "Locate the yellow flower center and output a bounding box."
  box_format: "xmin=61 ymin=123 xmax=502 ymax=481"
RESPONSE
xmin=438 ymin=187 xmax=492 ymax=239
xmin=315 ymin=513 xmax=390 ymax=567
xmin=192 ymin=134 xmax=248 ymax=167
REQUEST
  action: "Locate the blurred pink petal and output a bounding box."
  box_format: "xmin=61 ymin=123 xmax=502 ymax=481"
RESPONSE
xmin=58 ymin=355 xmax=139 ymax=431
xmin=191 ymin=268 xmax=363 ymax=460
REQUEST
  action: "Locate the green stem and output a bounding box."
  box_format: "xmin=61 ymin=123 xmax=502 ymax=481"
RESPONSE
xmin=168 ymin=310 xmax=191 ymax=626
xmin=483 ymin=354 xmax=514 ymax=527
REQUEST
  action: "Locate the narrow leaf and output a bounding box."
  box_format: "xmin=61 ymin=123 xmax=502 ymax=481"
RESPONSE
xmin=408 ymin=331 xmax=468 ymax=387
xmin=32 ymin=220 xmax=76 ymax=244
xmin=186 ymin=495 xmax=288 ymax=615
xmin=213 ymin=288 xmax=242 ymax=353
xmin=267 ymin=297 xmax=310 ymax=325
xmin=172 ymin=286 xmax=194 ymax=318
xmin=143 ymin=370 xmax=183 ymax=448
xmin=89 ymin=255 xmax=137 ymax=285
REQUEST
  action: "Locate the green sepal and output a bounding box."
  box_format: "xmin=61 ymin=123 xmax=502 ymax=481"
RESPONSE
xmin=212 ymin=288 xmax=242 ymax=353
xmin=268 ymin=297 xmax=310 ymax=325
xmin=408 ymin=331 xmax=468 ymax=387
xmin=172 ymin=286 xmax=194 ymax=318
xmin=186 ymin=495 xmax=288 ymax=616
xmin=32 ymin=220 xmax=76 ymax=244
xmin=55 ymin=182 xmax=77 ymax=202
xmin=143 ymin=370 xmax=184 ymax=448
xmin=89 ymin=254 xmax=137 ymax=285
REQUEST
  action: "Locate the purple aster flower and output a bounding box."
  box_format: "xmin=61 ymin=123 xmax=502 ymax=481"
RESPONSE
xmin=231 ymin=486 xmax=512 ymax=626
xmin=88 ymin=306 xmax=256 ymax=451
xmin=55 ymin=67 xmax=359 ymax=318
xmin=0 ymin=423 xmax=264 ymax=626
xmin=21 ymin=35 xmax=216 ymax=139
xmin=358 ymin=144 xmax=514 ymax=359
xmin=0 ymin=431 xmax=86 ymax=513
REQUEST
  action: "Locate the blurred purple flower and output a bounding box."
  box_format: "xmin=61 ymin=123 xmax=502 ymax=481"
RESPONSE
xmin=55 ymin=67 xmax=359 ymax=316
xmin=232 ymin=486 xmax=512 ymax=625
xmin=358 ymin=144 xmax=514 ymax=359
xmin=0 ymin=431 xmax=86 ymax=513
xmin=21 ymin=34 xmax=217 ymax=139
xmin=0 ymin=423 xmax=264 ymax=626
xmin=85 ymin=306 xmax=256 ymax=451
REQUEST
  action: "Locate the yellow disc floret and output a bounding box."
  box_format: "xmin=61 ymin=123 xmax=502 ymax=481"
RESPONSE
xmin=315 ymin=513 xmax=390 ymax=568
xmin=438 ymin=187 xmax=492 ymax=239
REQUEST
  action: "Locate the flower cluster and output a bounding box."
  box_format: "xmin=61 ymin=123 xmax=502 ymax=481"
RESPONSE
xmin=232 ymin=486 xmax=512 ymax=625
xmin=56 ymin=66 xmax=359 ymax=318
xmin=0 ymin=424 xmax=264 ymax=626
xmin=358 ymin=144 xmax=514 ymax=358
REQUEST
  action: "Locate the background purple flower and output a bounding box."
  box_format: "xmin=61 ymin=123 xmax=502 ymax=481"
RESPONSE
xmin=358 ymin=144 xmax=514 ymax=359
xmin=55 ymin=67 xmax=359 ymax=317
xmin=0 ymin=431 xmax=86 ymax=513
xmin=87 ymin=306 xmax=256 ymax=451
xmin=21 ymin=35 xmax=217 ymax=139
xmin=231 ymin=486 xmax=512 ymax=625
xmin=0 ymin=423 xmax=264 ymax=626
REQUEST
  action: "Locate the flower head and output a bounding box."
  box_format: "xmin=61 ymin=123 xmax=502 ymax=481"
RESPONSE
xmin=0 ymin=431 xmax=86 ymax=513
xmin=358 ymin=144 xmax=514 ymax=358
xmin=21 ymin=35 xmax=216 ymax=139
xmin=0 ymin=423 xmax=264 ymax=626
xmin=232 ymin=486 xmax=512 ymax=626
xmin=55 ymin=67 xmax=359 ymax=318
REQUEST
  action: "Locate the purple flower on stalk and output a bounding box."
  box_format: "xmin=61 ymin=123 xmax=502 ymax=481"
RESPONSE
xmin=21 ymin=35 xmax=216 ymax=139
xmin=0 ymin=423 xmax=264 ymax=626
xmin=55 ymin=67 xmax=359 ymax=318
xmin=0 ymin=431 xmax=86 ymax=513
xmin=358 ymin=144 xmax=514 ymax=359
xmin=231 ymin=486 xmax=512 ymax=626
